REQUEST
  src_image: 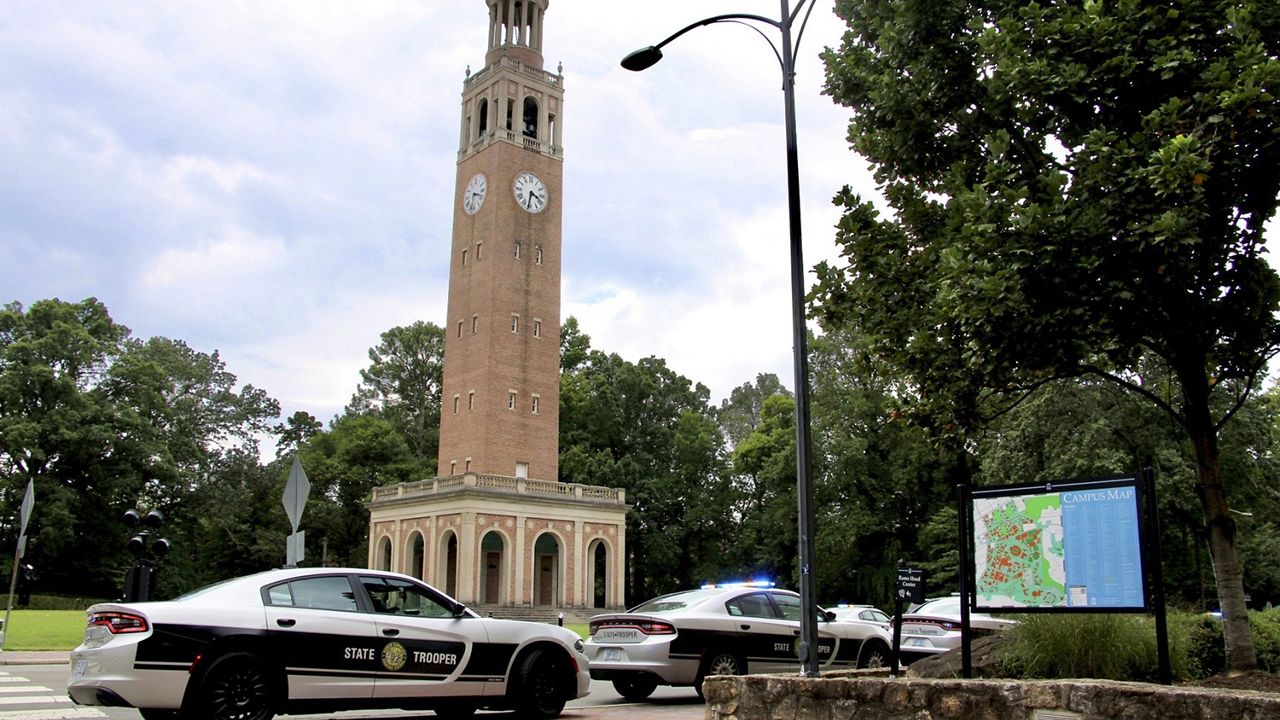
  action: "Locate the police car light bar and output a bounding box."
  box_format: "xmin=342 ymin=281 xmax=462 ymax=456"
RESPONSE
xmin=701 ymin=579 xmax=775 ymax=589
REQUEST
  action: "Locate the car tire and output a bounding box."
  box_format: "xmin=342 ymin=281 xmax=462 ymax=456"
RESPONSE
xmin=611 ymin=675 xmax=658 ymax=701
xmin=512 ymin=647 xmax=569 ymax=719
xmin=197 ymin=652 xmax=275 ymax=720
xmin=857 ymin=640 xmax=890 ymax=669
xmin=695 ymin=650 xmax=744 ymax=699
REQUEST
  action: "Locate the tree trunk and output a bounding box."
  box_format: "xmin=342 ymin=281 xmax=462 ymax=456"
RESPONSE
xmin=1179 ymin=362 xmax=1257 ymax=671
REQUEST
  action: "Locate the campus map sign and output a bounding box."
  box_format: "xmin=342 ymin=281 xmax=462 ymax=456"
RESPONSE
xmin=969 ymin=476 xmax=1148 ymax=611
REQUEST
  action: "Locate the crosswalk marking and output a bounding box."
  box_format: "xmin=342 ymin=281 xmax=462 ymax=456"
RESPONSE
xmin=0 ymin=696 xmax=72 ymax=705
xmin=0 ymin=670 xmax=106 ymax=719
xmin=0 ymin=710 xmax=107 ymax=719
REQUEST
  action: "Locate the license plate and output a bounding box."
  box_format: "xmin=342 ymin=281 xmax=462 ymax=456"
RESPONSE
xmin=603 ymin=649 xmax=622 ymax=662
xmin=905 ymin=638 xmax=926 ymax=648
xmin=72 ymin=659 xmax=87 ymax=679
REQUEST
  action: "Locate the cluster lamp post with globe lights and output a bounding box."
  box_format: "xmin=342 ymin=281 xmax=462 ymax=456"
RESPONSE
xmin=622 ymin=0 xmax=823 ymax=677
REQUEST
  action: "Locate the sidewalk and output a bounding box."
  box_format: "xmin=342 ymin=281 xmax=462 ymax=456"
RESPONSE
xmin=0 ymin=650 xmax=70 ymax=665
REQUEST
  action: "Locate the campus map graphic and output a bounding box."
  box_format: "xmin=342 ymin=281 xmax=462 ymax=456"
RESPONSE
xmin=973 ymin=484 xmax=1145 ymax=609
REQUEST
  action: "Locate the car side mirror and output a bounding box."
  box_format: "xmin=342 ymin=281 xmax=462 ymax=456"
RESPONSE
xmin=822 ymin=610 xmax=835 ymax=622
xmin=451 ymin=601 xmax=468 ymax=618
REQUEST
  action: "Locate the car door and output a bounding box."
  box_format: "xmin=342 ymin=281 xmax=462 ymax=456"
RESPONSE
xmin=358 ymin=575 xmax=486 ymax=700
xmin=263 ymin=574 xmax=379 ymax=701
xmin=721 ymin=591 xmax=799 ymax=674
xmin=767 ymin=593 xmax=840 ymax=670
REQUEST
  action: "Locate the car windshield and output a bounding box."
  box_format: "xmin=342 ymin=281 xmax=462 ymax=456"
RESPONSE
xmin=630 ymin=589 xmax=721 ymax=614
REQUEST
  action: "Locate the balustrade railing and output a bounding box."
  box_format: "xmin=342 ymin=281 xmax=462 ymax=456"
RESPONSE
xmin=370 ymin=473 xmax=625 ymax=505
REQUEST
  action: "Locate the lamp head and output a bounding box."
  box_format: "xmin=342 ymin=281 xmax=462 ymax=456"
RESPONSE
xmin=621 ymin=46 xmax=663 ymax=71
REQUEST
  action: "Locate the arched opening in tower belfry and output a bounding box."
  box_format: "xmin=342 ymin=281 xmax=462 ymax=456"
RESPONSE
xmin=523 ymin=97 xmax=539 ymax=139
xmin=477 ymin=98 xmax=489 ymax=137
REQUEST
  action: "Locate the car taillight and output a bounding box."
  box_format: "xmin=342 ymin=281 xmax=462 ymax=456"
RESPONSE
xmin=87 ymin=611 xmax=149 ymax=634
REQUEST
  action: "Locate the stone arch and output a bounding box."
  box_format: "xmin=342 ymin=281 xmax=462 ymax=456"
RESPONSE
xmin=477 ymin=97 xmax=489 ymax=137
xmin=531 ymin=531 xmax=562 ymax=607
xmin=478 ymin=529 xmax=508 ymax=605
xmin=376 ymin=535 xmax=393 ymax=571
xmin=405 ymin=531 xmax=426 ymax=580
xmin=587 ymin=537 xmax=612 ymax=609
xmin=439 ymin=529 xmax=459 ymax=598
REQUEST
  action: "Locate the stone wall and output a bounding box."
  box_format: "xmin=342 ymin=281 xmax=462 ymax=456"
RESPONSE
xmin=702 ymin=673 xmax=1280 ymax=720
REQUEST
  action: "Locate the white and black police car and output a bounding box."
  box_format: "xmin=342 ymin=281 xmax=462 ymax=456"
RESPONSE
xmin=583 ymin=582 xmax=892 ymax=701
xmin=67 ymin=567 xmax=589 ymax=720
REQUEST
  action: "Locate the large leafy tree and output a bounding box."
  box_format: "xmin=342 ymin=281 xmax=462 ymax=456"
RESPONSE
xmin=717 ymin=373 xmax=791 ymax=449
xmin=346 ymin=321 xmax=444 ymax=473
xmin=808 ymin=328 xmax=957 ymax=606
xmin=558 ymin=335 xmax=731 ymax=603
xmin=817 ymin=0 xmax=1280 ymax=669
xmin=0 ymin=298 xmax=279 ymax=596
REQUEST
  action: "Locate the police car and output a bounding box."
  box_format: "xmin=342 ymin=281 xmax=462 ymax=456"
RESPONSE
xmin=67 ymin=567 xmax=590 ymax=720
xmin=583 ymin=583 xmax=892 ymax=701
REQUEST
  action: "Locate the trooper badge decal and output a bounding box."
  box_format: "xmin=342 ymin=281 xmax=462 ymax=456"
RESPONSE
xmin=381 ymin=641 xmax=408 ymax=671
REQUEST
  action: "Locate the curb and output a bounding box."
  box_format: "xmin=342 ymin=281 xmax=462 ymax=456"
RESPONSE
xmin=0 ymin=651 xmax=71 ymax=665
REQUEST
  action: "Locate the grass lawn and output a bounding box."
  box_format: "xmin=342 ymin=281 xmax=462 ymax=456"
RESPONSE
xmin=2 ymin=610 xmax=85 ymax=651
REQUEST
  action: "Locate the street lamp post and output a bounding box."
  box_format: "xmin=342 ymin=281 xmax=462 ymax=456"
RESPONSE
xmin=623 ymin=0 xmax=822 ymax=677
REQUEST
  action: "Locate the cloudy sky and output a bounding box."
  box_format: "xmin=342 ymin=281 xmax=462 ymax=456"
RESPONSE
xmin=2 ymin=0 xmax=877 ymax=437
xmin=10 ymin=2 xmax=1271 ymax=449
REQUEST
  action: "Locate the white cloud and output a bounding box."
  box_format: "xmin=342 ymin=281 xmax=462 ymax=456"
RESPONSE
xmin=0 ymin=0 xmax=874 ymax=441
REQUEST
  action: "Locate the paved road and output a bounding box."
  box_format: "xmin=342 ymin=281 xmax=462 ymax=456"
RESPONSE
xmin=1 ymin=659 xmax=706 ymax=720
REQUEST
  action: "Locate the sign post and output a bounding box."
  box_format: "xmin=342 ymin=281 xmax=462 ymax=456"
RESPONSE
xmin=891 ymin=564 xmax=926 ymax=676
xmin=3 ymin=479 xmax=35 ymax=651
xmin=283 ymin=458 xmax=311 ymax=567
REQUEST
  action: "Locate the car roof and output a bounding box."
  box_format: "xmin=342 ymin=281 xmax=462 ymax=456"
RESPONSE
xmin=176 ymin=567 xmax=420 ymax=602
xmin=626 ymin=585 xmax=798 ymax=614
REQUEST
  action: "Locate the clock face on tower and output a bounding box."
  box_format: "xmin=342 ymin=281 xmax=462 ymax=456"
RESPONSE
xmin=463 ymin=174 xmax=487 ymax=215
xmin=513 ymin=172 xmax=548 ymax=213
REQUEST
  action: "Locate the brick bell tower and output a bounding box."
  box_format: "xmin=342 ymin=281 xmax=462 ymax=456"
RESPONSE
xmin=438 ymin=0 xmax=564 ymax=482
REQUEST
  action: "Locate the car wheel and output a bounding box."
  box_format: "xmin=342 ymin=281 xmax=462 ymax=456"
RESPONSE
xmin=858 ymin=640 xmax=890 ymax=669
xmin=198 ymin=652 xmax=275 ymax=720
xmin=695 ymin=650 xmax=744 ymax=699
xmin=611 ymin=675 xmax=658 ymax=701
xmin=512 ymin=647 xmax=569 ymax=719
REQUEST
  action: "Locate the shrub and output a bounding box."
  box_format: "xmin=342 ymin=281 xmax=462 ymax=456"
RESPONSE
xmin=22 ymin=594 xmax=107 ymax=611
xmin=999 ymin=613 xmax=1184 ymax=681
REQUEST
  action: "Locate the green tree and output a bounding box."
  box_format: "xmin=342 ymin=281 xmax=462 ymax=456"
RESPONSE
xmin=0 ymin=298 xmax=279 ymax=597
xmin=559 ymin=344 xmax=730 ymax=602
xmin=730 ymin=394 xmax=800 ymax=585
xmin=298 ymin=414 xmax=418 ymax=567
xmin=275 ymin=411 xmax=323 ymax=460
xmin=347 ymin=321 xmax=444 ymax=473
xmin=717 ymin=373 xmax=791 ymax=449
xmin=808 ymin=328 xmax=957 ymax=606
xmin=818 ymin=0 xmax=1280 ymax=669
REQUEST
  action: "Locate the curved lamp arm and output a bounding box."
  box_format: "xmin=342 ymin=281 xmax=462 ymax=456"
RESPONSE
xmin=621 ymin=13 xmax=782 ymax=73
